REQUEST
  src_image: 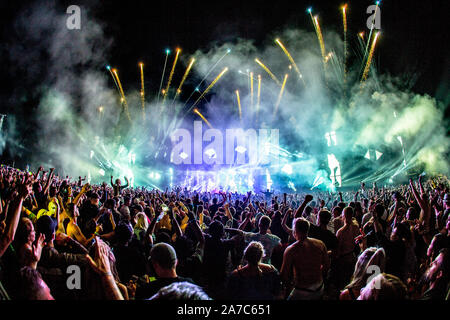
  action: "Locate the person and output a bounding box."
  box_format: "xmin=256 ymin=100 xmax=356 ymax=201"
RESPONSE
xmin=133 ymin=212 xmax=149 ymax=242
xmin=149 ymin=281 xmax=211 ymax=300
xmin=340 ymin=247 xmax=386 ymax=300
xmin=12 ymin=217 xmax=45 ymax=269
xmin=334 ymin=206 xmax=360 ymax=290
xmin=420 ymin=248 xmax=449 ymax=300
xmin=308 ymin=209 xmax=338 ymax=255
xmin=111 ymin=176 xmax=129 ymax=197
xmin=35 ymin=215 xmax=89 ymax=299
xmin=110 ymin=221 xmax=147 ymax=283
xmin=85 ymin=237 xmax=125 ymax=300
xmin=16 ymin=266 xmax=54 ymax=300
xmin=134 ymin=242 xmax=194 ymax=299
xmin=227 ymin=241 xmax=282 ymax=300
xmin=202 ymin=220 xmax=242 ymax=297
xmin=373 ymin=210 xmax=408 ymax=280
xmin=65 ymin=203 xmax=100 ymax=247
xmin=358 ymin=273 xmax=408 ymax=300
xmin=239 ymin=214 xmax=281 ymax=264
xmin=330 ymin=206 xmax=344 ymax=235
xmin=280 ymin=218 xmax=330 ymax=300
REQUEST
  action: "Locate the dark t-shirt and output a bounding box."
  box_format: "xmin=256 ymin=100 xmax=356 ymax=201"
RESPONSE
xmin=112 ymin=243 xmax=147 ymax=283
xmin=308 ymin=225 xmax=338 ymax=251
xmin=203 ymin=235 xmax=235 ymax=284
xmin=135 ymin=276 xmax=194 ymax=299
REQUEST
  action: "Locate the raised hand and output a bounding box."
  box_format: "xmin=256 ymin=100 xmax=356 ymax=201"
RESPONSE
xmin=31 ymin=233 xmax=45 ymax=267
xmin=86 ymin=237 xmax=112 ymax=275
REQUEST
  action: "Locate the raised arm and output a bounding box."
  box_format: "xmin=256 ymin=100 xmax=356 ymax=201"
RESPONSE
xmin=282 ymin=209 xmax=293 ymax=234
xmin=86 ymin=238 xmax=124 ymax=300
xmin=294 ymin=194 xmax=313 ymax=218
xmin=0 ymin=177 xmax=33 ymax=257
xmin=42 ymin=168 xmax=55 ymax=195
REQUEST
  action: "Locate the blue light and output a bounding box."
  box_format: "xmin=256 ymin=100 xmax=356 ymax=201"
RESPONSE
xmin=106 ymin=65 xmax=111 ymax=70
xmin=166 ymin=49 xmax=171 ymax=54
xmin=307 ymin=7 xmax=312 ymax=13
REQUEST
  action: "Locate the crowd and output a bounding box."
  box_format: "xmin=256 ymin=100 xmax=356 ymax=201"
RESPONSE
xmin=0 ymin=164 xmax=449 ymax=300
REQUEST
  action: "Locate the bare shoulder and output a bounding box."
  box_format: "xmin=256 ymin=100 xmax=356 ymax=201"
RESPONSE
xmin=309 ymin=237 xmax=327 ymax=249
xmin=260 ymin=263 xmax=277 ymax=273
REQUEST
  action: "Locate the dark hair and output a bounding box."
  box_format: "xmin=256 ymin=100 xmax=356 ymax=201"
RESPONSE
xmin=105 ymin=199 xmax=116 ymax=208
xmin=318 ymin=210 xmax=332 ymax=225
xmin=208 ymin=221 xmax=224 ymax=239
xmin=259 ymin=215 xmax=271 ymax=230
xmin=149 ymin=281 xmax=211 ymax=300
xmin=18 ymin=267 xmax=47 ymax=300
xmin=35 ymin=216 xmax=57 ymax=242
xmin=374 ymin=204 xmax=385 ymax=217
xmin=293 ymin=218 xmax=310 ymax=235
xmin=115 ymin=221 xmax=133 ymax=244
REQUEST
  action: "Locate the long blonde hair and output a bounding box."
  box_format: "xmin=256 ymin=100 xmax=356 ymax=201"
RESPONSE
xmin=134 ymin=212 xmax=149 ymax=231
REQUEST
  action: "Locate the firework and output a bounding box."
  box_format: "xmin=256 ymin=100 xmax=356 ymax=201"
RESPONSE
xmin=342 ymin=4 xmax=348 ymax=80
xmin=171 ymin=57 xmax=196 ymax=106
xmin=157 ymin=49 xmax=170 ymax=105
xmin=361 ymin=32 xmax=380 ymax=83
xmin=107 ymin=65 xmax=121 ymax=97
xmin=193 ymin=108 xmax=213 ymax=129
xmin=273 ymin=74 xmax=288 ymax=116
xmin=365 ymin=1 xmax=380 ymax=60
xmin=235 ymin=90 xmax=242 ymax=121
xmin=177 ymin=57 xmax=195 ymax=95
xmin=163 ymin=48 xmax=181 ymax=104
xmin=188 ymin=67 xmax=229 ymax=113
xmin=314 ymin=16 xmax=327 ymax=66
xmin=139 ymin=62 xmax=145 ymax=120
xmin=182 ymin=48 xmax=230 ymax=110
xmin=255 ymin=58 xmax=281 ymax=86
xmin=275 ymin=38 xmax=305 ymax=86
xmin=112 ymin=69 xmax=131 ymax=121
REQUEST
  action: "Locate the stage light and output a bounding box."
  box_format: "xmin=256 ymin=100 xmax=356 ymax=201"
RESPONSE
xmin=90 ymin=150 xmax=94 ymax=159
xmin=288 ymin=181 xmax=297 ymax=192
xmin=282 ymin=164 xmax=293 ymax=175
xmin=375 ymin=150 xmax=383 ymax=160
xmin=98 ymin=169 xmax=105 ymax=176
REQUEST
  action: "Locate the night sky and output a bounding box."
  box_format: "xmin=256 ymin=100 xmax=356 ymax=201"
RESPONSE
xmin=0 ymin=0 xmax=448 ymax=165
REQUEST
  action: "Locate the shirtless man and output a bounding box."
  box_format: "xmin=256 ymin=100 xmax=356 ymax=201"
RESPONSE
xmin=280 ymin=218 xmax=330 ymax=300
xmin=335 ymin=206 xmax=360 ymax=289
